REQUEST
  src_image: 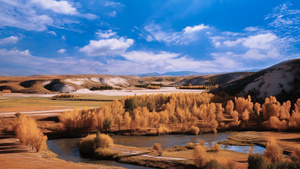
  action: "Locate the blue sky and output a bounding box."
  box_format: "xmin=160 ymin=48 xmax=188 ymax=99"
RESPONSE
xmin=0 ymin=0 xmax=300 ymax=75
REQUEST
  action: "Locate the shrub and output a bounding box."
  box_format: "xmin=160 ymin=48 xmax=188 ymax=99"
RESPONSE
xmin=248 ymin=153 xmax=268 ymax=169
xmin=199 ymin=139 xmax=206 ymax=146
xmin=263 ymin=137 xmax=282 ymax=163
xmin=78 ymin=135 xmax=96 ymax=156
xmin=14 ymin=114 xmax=47 ymax=152
xmin=194 ymin=145 xmax=209 ymax=168
xmin=203 ymin=159 xmax=225 ymax=169
xmin=51 ymin=94 xmax=78 ymax=99
xmin=95 ymin=132 xmax=113 ymax=149
xmin=94 ymin=148 xmax=116 ymax=160
xmin=212 ymin=143 xmax=221 ymax=152
xmin=189 ymin=125 xmax=200 ymax=135
xmin=152 ymin=143 xmax=163 ymax=156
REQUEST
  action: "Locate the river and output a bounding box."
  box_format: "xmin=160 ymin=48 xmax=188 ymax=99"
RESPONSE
xmin=47 ymin=133 xmax=265 ymax=169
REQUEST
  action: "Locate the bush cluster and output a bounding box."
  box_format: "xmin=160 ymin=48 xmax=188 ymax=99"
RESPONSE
xmin=78 ymin=132 xmax=114 ymax=158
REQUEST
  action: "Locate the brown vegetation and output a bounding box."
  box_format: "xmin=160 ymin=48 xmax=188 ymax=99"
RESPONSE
xmin=263 ymin=137 xmax=282 ymax=163
xmin=78 ymin=132 xmax=114 ymax=157
xmin=13 ymin=114 xmax=47 ymax=152
xmin=57 ymin=93 xmax=300 ymax=136
xmin=194 ymin=145 xmax=208 ymax=167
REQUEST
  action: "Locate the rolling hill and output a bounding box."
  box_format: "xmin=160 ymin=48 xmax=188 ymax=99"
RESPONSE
xmin=212 ymin=59 xmax=300 ymax=102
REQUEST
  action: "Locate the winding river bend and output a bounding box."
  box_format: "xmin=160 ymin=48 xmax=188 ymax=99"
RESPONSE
xmin=47 ymin=133 xmax=265 ymax=169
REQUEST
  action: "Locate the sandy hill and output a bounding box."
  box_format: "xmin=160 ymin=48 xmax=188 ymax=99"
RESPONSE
xmin=0 ymin=75 xmax=142 ymax=93
xmin=0 ymin=74 xmax=185 ymax=93
xmin=173 ymin=72 xmax=253 ymax=86
xmin=213 ymin=59 xmax=300 ymax=102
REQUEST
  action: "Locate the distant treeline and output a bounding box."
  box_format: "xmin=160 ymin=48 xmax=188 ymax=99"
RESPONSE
xmin=90 ymin=86 xmax=113 ymax=90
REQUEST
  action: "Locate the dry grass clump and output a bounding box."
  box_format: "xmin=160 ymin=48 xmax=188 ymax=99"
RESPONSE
xmin=186 ymin=142 xmax=197 ymax=149
xmin=199 ymin=139 xmax=206 ymax=146
xmin=194 ymin=145 xmax=209 ymax=168
xmin=152 ymin=143 xmax=163 ymax=156
xmin=212 ymin=143 xmax=221 ymax=152
xmin=189 ymin=125 xmax=199 ymax=135
xmin=263 ymin=137 xmax=282 ymax=163
xmin=13 ymin=114 xmax=47 ymax=152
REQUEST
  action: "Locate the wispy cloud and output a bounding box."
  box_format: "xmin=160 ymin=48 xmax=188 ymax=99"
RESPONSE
xmin=0 ymin=36 xmax=19 ymax=45
xmin=106 ymin=11 xmax=117 ymax=17
xmin=104 ymin=1 xmax=124 ymax=8
xmin=96 ymin=30 xmax=117 ymax=39
xmin=265 ymin=2 xmax=300 ymax=42
xmin=141 ymin=23 xmax=209 ymax=45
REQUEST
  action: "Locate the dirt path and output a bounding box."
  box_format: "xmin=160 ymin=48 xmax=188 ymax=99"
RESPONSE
xmin=0 ymin=132 xmax=120 ymax=169
xmin=122 ymin=151 xmax=188 ymax=160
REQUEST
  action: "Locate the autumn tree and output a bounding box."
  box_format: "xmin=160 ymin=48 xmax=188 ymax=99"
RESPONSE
xmin=14 ymin=114 xmax=47 ymax=152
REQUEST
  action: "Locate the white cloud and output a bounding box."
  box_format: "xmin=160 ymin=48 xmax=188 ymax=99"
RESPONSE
xmin=58 ymin=48 xmax=66 ymax=54
xmin=119 ymin=50 xmax=241 ymax=73
xmin=142 ymin=23 xmax=209 ymax=45
xmin=183 ymin=24 xmax=209 ymax=34
xmin=0 ymin=0 xmax=97 ymax=32
xmin=29 ymin=0 xmax=77 ymax=15
xmin=104 ymin=1 xmax=124 ymax=7
xmin=96 ymin=30 xmax=117 ymax=38
xmin=0 ymin=36 xmax=19 ymax=45
xmin=244 ymin=27 xmax=260 ymax=32
xmin=80 ymin=37 xmax=134 ymax=56
xmin=242 ymin=33 xmax=278 ymax=50
xmin=122 ymin=51 xmax=179 ymax=63
xmin=106 ymin=11 xmax=117 ymax=17
xmin=48 ymin=31 xmax=57 ymax=36
xmin=61 ymin=35 xmax=66 ymax=41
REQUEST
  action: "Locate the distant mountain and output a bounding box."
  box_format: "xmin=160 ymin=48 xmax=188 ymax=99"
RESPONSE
xmin=212 ymin=59 xmax=300 ymax=103
xmin=139 ymin=71 xmax=202 ymax=77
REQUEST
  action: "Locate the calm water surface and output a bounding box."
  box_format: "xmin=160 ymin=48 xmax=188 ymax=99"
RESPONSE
xmin=47 ymin=133 xmax=265 ymax=169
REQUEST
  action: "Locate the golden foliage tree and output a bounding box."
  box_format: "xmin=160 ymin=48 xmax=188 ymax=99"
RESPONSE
xmin=14 ymin=114 xmax=47 ymax=152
